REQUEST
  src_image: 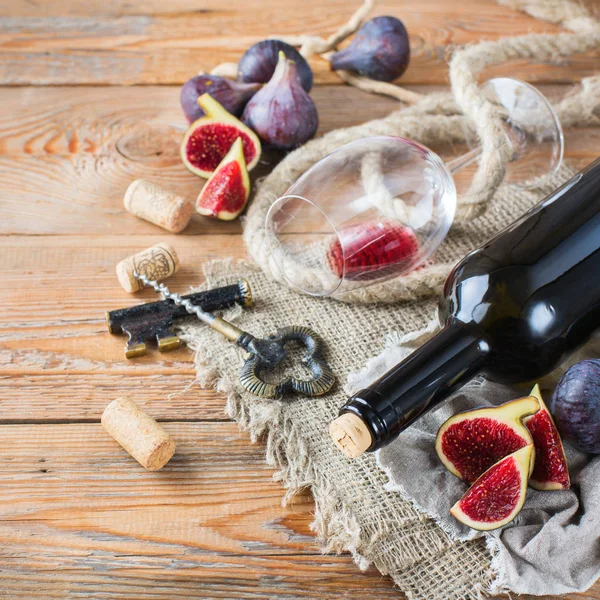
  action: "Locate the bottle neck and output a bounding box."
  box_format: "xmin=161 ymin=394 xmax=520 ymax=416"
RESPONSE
xmin=342 ymin=321 xmax=490 ymax=451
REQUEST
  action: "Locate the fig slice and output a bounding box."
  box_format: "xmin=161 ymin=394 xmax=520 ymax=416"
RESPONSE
xmin=435 ymin=395 xmax=539 ymax=484
xmin=196 ymin=138 xmax=250 ymax=220
xmin=180 ymin=93 xmax=261 ymax=178
xmin=450 ymin=444 xmax=533 ymax=531
xmin=524 ymin=384 xmax=570 ymax=490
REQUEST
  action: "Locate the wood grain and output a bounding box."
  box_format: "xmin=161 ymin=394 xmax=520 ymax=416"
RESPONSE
xmin=0 ymin=421 xmax=404 ymax=599
xmin=0 ymin=0 xmax=597 ymax=86
xmin=0 ymin=84 xmax=401 ymax=235
xmin=0 ymin=85 xmax=598 ymax=235
xmin=0 ymin=422 xmax=597 ymax=600
xmin=2 ymin=0 xmax=599 ymax=597
xmin=0 ymin=235 xmax=243 ymax=422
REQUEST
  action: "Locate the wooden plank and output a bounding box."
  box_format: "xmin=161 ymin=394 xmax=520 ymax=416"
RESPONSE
xmin=3 ymin=0 xmax=599 ymax=19
xmin=0 ymin=0 xmax=597 ymax=86
xmin=0 ymin=421 xmax=404 ymax=599
xmin=0 ymin=422 xmax=317 ymax=555
xmin=0 ymin=421 xmax=597 ymax=599
xmin=0 ymin=235 xmax=247 ymax=320
xmin=0 ymin=371 xmax=230 ymax=423
xmin=0 ymin=235 xmax=244 ymax=422
xmin=0 ymin=85 xmax=598 ymax=235
xmin=0 ymin=84 xmax=402 ymax=235
xmin=0 ymin=84 xmax=395 ymax=157
xmin=1 ymin=125 xmax=597 ymax=236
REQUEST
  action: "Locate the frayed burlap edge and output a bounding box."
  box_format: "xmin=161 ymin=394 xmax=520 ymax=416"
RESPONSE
xmin=182 ymin=260 xmax=377 ymax=568
xmin=178 ymin=258 xmax=498 ymax=600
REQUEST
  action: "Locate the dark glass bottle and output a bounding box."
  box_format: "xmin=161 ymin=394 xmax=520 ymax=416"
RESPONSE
xmin=337 ymin=158 xmax=600 ymax=453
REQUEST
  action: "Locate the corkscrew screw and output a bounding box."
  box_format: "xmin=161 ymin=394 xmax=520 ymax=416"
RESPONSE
xmin=133 ymin=271 xmax=335 ymax=399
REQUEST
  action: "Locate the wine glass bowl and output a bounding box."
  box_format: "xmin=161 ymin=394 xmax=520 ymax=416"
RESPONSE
xmin=266 ymin=136 xmax=457 ymax=296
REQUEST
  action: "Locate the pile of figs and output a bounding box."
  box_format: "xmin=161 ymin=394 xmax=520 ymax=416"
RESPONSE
xmin=178 ymin=16 xmax=410 ymax=220
xmin=181 ymin=41 xmax=318 ymax=153
xmin=437 ymin=384 xmax=570 ymax=531
xmin=179 ymin=39 xmax=320 ymax=219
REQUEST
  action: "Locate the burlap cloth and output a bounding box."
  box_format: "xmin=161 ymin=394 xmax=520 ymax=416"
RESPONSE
xmin=178 ymin=165 xmax=589 ymax=599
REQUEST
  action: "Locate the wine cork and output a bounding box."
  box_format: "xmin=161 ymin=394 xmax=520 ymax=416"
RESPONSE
xmin=329 ymin=413 xmax=373 ymax=458
xmin=116 ymin=242 xmax=180 ymax=293
xmin=101 ymin=397 xmax=176 ymax=470
xmin=124 ymin=179 xmax=194 ymax=233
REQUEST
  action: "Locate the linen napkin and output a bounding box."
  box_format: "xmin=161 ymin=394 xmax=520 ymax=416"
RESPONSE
xmin=348 ymin=338 xmax=600 ymax=596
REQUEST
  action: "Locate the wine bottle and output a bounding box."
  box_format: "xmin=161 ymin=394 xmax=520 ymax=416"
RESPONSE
xmin=330 ymin=158 xmax=600 ymax=458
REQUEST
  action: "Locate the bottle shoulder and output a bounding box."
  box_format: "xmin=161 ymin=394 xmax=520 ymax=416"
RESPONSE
xmin=441 ymin=251 xmax=600 ymax=382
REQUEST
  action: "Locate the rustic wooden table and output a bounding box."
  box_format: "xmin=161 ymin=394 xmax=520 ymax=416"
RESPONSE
xmin=1 ymin=0 xmax=598 ymax=598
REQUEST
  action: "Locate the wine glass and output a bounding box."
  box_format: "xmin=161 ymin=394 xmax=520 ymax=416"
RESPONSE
xmin=265 ymin=77 xmax=564 ymax=297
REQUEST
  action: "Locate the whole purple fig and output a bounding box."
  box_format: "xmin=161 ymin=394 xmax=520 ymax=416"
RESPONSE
xmin=551 ymin=359 xmax=600 ymax=454
xmin=242 ymin=51 xmax=318 ymax=150
xmin=330 ymin=16 xmax=410 ymax=82
xmin=180 ymin=75 xmax=261 ymax=122
xmin=237 ymin=39 xmax=313 ymax=92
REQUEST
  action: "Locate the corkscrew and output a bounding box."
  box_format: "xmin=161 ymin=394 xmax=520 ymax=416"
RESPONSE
xmin=106 ymin=280 xmax=252 ymax=358
xmin=133 ymin=271 xmax=335 ymax=399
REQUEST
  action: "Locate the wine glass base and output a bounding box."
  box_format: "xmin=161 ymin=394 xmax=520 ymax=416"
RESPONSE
xmin=482 ymin=78 xmax=564 ymax=188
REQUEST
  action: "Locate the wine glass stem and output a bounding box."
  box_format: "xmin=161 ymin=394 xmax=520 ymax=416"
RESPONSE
xmin=445 ymin=146 xmax=483 ymax=176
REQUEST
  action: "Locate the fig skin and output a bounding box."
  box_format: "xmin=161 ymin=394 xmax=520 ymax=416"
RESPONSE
xmin=330 ymin=16 xmax=410 ymax=82
xmin=242 ymin=51 xmax=318 ymax=151
xmin=551 ymin=359 xmax=600 ymax=454
xmin=180 ymin=75 xmax=261 ymax=123
xmin=238 ymin=40 xmax=313 ymax=93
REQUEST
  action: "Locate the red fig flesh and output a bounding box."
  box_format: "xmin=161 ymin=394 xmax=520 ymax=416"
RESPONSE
xmin=327 ymin=221 xmax=419 ymax=281
xmin=451 ymin=445 xmax=533 ymax=531
xmin=181 ymin=94 xmax=261 ymax=178
xmin=436 ymin=395 xmax=539 ymax=484
xmin=242 ymin=51 xmax=318 ymax=150
xmin=196 ymin=138 xmax=250 ymax=220
xmin=180 ymin=75 xmax=261 ymax=122
xmin=524 ymin=384 xmax=570 ymax=490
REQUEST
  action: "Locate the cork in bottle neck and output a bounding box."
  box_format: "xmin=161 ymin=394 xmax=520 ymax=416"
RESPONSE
xmin=329 ymin=413 xmax=373 ymax=458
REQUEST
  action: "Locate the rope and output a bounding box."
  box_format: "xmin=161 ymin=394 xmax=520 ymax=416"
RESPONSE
xmin=222 ymin=0 xmax=600 ymax=302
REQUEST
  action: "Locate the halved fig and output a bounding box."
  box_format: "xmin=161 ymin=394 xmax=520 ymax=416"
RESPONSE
xmin=524 ymin=384 xmax=570 ymax=490
xmin=450 ymin=444 xmax=533 ymax=531
xmin=181 ymin=93 xmax=261 ymax=178
xmin=196 ymin=138 xmax=250 ymax=220
xmin=436 ymin=395 xmax=539 ymax=484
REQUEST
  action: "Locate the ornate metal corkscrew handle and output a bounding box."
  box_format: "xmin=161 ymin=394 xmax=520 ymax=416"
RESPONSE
xmin=133 ymin=272 xmax=335 ymax=399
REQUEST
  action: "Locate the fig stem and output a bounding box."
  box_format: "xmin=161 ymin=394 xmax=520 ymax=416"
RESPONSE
xmin=323 ymin=51 xmax=422 ymax=104
xmin=273 ymin=0 xmax=375 ymax=59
